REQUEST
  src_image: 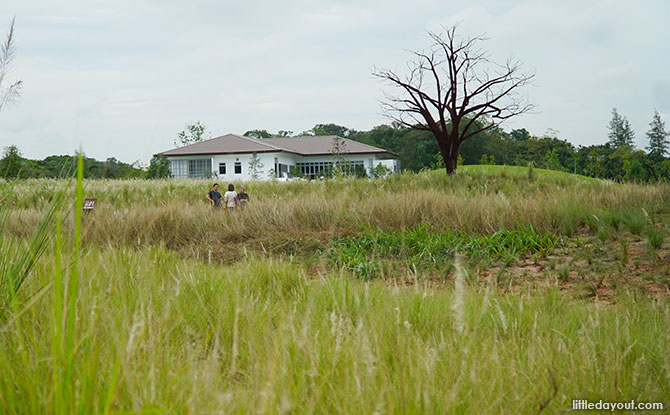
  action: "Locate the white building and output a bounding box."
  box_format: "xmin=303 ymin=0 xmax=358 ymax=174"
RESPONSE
xmin=157 ymin=134 xmax=399 ymax=180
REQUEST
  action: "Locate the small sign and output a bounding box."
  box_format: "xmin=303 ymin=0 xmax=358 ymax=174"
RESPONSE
xmin=83 ymin=198 xmax=96 ymax=210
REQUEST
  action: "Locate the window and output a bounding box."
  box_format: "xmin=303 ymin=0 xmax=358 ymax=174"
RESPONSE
xmin=188 ymin=159 xmax=211 ymax=178
xmin=296 ymin=160 xmax=364 ymax=179
xmin=170 ymin=160 xmax=188 ymax=179
xmin=234 ymin=162 xmax=242 ymax=174
xmin=219 ymin=162 xmax=226 ymax=175
xmin=170 ymin=159 xmax=211 ymax=178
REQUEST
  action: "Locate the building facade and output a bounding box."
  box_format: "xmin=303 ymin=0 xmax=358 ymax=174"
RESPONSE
xmin=157 ymin=134 xmax=399 ymax=180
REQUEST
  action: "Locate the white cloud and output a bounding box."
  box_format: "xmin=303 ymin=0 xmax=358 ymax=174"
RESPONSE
xmin=0 ymin=0 xmax=669 ymax=162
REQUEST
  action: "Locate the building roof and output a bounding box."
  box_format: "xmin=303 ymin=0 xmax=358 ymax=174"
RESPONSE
xmin=157 ymin=134 xmax=396 ymax=158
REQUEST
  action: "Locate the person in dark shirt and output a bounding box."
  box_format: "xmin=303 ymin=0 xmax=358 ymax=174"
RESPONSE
xmin=206 ymin=183 xmax=223 ymax=208
xmin=237 ymin=186 xmax=250 ymax=209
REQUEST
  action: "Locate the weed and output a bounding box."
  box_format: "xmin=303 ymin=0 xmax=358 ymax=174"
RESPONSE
xmin=618 ymin=239 xmax=629 ymax=266
xmin=597 ymin=227 xmax=611 ymax=241
xmin=646 ymin=227 xmax=665 ymax=250
xmin=329 ymin=225 xmax=559 ymax=277
xmin=602 ymin=209 xmax=623 ymax=232
xmin=623 ymin=210 xmax=647 ymax=235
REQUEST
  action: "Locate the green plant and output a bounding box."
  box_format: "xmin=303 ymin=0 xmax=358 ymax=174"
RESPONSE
xmin=618 ymin=239 xmax=629 ymax=266
xmin=622 ymin=210 xmax=647 ymax=235
xmin=0 ymin=180 xmax=67 ymax=311
xmin=372 ymin=163 xmax=391 ymax=178
xmin=646 ymin=226 xmax=665 ymax=250
xmin=602 ymin=209 xmax=623 ymax=232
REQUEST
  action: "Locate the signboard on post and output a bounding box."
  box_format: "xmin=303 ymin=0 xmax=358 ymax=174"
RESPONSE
xmin=83 ymin=198 xmax=96 ymax=211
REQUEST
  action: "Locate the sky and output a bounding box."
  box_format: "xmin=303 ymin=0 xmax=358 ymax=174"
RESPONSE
xmin=0 ymin=0 xmax=669 ymax=164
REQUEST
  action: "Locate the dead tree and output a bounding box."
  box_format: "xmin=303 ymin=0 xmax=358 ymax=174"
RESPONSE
xmin=373 ymin=25 xmax=534 ymax=174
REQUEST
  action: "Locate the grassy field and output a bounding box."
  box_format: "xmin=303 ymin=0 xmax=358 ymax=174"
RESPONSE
xmin=1 ymin=165 xmax=669 ymax=414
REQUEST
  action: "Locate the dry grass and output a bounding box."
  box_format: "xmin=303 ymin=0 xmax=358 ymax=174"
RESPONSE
xmin=3 ymin=167 xmax=668 ymax=262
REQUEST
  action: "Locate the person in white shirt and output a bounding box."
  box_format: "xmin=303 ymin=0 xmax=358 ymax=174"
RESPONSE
xmin=223 ymin=183 xmax=238 ymax=211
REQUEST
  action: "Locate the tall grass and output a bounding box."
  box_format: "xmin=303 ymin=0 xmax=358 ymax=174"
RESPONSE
xmin=0 ymin=165 xmax=668 ymax=413
xmin=0 ymin=178 xmax=68 ymax=314
xmin=1 ymin=245 xmax=668 ymax=413
xmin=2 ymin=167 xmax=667 ymax=262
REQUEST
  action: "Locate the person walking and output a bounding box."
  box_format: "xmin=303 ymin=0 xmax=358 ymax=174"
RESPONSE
xmin=206 ymin=183 xmax=223 ymax=208
xmin=223 ymin=183 xmax=238 ymax=211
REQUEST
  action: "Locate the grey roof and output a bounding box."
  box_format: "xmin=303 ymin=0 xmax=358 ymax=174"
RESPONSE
xmin=157 ymin=134 xmax=396 ymax=157
xmin=159 ymin=134 xmax=279 ymax=156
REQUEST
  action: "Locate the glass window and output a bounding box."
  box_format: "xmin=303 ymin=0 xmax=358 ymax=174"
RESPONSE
xmin=234 ymin=162 xmax=242 ymax=174
xmin=188 ymin=159 xmax=211 ymax=178
xmin=219 ymin=162 xmax=226 ymax=175
xmin=170 ymin=159 xmax=188 ymax=179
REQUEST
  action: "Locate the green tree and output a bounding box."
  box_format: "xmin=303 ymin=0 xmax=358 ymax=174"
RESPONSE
xmin=312 ymin=123 xmax=352 ymax=137
xmin=0 ymin=18 xmax=22 ymax=112
xmin=542 ymin=149 xmax=562 ymax=171
xmin=147 ymin=154 xmax=171 ymax=179
xmin=510 ymin=128 xmax=530 ymax=141
xmin=248 ymin=152 xmax=264 ymax=179
xmin=371 ymin=163 xmax=390 ymax=178
xmin=0 ymin=145 xmax=23 ymax=178
xmin=645 ymin=110 xmax=669 ymax=157
xmin=175 ymin=121 xmax=210 ymax=146
xmin=243 ymin=129 xmax=272 ymax=138
xmin=607 ymin=108 xmax=635 ymax=148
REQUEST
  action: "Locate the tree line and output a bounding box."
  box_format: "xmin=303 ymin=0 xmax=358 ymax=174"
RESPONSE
xmin=241 ymin=107 xmax=670 ymax=182
xmin=1 ymin=107 xmax=668 ymax=181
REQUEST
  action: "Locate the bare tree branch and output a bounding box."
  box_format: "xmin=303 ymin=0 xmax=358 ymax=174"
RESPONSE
xmin=372 ymin=24 xmax=534 ymax=174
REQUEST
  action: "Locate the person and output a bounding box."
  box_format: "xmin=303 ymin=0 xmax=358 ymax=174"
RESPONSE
xmin=237 ymin=186 xmax=250 ymax=209
xmin=206 ymin=183 xmax=222 ymax=208
xmin=223 ymin=183 xmax=238 ymax=211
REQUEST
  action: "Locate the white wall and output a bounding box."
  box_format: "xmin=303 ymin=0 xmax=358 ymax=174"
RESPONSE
xmin=210 ymin=152 xmax=286 ymax=181
xmin=168 ymin=152 xmax=399 ymax=180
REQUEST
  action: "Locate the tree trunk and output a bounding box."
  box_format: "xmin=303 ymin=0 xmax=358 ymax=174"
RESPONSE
xmin=438 ymin=136 xmax=460 ymax=175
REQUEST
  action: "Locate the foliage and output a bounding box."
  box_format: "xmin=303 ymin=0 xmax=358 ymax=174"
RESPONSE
xmin=0 ymin=148 xmax=144 ymax=179
xmin=542 ymin=149 xmax=562 ymax=171
xmin=646 ymin=226 xmax=665 ymax=250
xmin=329 ymin=225 xmax=559 ymax=278
xmin=243 ymin=129 xmax=294 ymax=138
xmin=247 ymin=152 xmax=264 ymax=179
xmin=646 ymin=110 xmax=669 ymax=157
xmin=607 ymin=108 xmax=635 ymax=148
xmin=175 ymin=121 xmax=210 ymax=147
xmin=146 ymin=154 xmax=171 ymax=179
xmin=243 ymin=129 xmax=272 ymax=138
xmin=371 ymin=163 xmax=390 ymax=178
xmin=0 ymin=145 xmax=22 ymax=178
xmin=312 ymin=123 xmax=352 ymax=137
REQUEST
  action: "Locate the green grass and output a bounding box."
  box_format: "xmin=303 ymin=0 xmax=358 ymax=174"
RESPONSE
xmin=2 ymin=244 xmax=669 ymax=414
xmin=1 ymin=165 xmax=669 ymax=414
xmin=328 ymin=225 xmax=559 ymax=279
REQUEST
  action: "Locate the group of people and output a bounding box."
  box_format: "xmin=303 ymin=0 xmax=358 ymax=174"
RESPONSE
xmin=206 ymin=183 xmax=249 ymax=211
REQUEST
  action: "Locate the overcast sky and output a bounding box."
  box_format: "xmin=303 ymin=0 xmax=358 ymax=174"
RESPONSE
xmin=1 ymin=0 xmax=668 ymax=164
